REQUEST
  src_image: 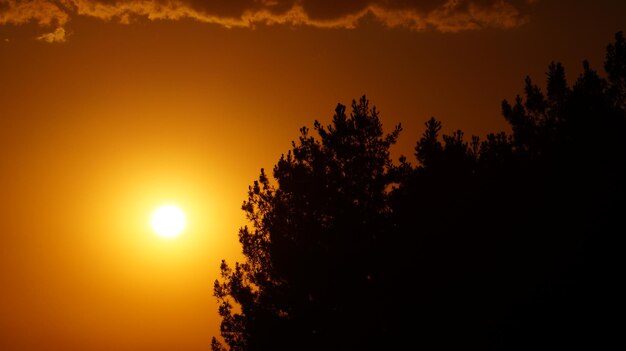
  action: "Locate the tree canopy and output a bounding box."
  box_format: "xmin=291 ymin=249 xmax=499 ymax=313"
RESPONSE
xmin=212 ymin=32 xmax=625 ymax=350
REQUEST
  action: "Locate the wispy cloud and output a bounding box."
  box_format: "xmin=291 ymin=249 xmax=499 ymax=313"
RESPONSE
xmin=0 ymin=0 xmax=536 ymax=42
xmin=36 ymin=26 xmax=66 ymax=42
xmin=0 ymin=0 xmax=69 ymax=26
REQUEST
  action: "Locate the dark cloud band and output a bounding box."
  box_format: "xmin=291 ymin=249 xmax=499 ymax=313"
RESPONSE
xmin=0 ymin=0 xmax=534 ymax=43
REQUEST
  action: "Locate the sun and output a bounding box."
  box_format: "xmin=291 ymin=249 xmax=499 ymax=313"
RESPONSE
xmin=151 ymin=205 xmax=186 ymax=238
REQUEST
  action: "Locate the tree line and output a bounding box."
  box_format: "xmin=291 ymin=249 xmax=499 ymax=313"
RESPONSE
xmin=211 ymin=32 xmax=625 ymax=350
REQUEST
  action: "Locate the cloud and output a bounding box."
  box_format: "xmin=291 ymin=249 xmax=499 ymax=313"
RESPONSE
xmin=0 ymin=0 xmax=536 ymax=42
xmin=37 ymin=26 xmax=66 ymax=42
xmin=0 ymin=0 xmax=69 ymax=27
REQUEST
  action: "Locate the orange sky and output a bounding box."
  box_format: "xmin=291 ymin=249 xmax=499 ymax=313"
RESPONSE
xmin=1 ymin=1 xmax=625 ymax=350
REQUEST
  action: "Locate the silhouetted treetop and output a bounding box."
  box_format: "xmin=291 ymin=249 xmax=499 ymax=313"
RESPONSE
xmin=415 ymin=117 xmax=443 ymax=168
xmin=605 ymin=31 xmax=626 ymax=109
xmin=213 ymin=96 xmax=402 ymax=351
xmin=213 ymin=32 xmax=625 ymax=351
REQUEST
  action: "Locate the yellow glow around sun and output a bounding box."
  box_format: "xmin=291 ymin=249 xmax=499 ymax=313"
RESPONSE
xmin=151 ymin=205 xmax=186 ymax=238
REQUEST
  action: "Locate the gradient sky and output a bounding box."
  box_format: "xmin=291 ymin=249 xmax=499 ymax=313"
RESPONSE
xmin=1 ymin=1 xmax=625 ymax=350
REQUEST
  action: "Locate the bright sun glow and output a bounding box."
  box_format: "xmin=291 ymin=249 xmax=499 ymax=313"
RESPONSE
xmin=151 ymin=205 xmax=186 ymax=238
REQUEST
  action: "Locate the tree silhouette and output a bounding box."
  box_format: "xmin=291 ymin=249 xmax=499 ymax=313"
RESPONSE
xmin=391 ymin=31 xmax=626 ymax=349
xmin=213 ymin=32 xmax=625 ymax=350
xmin=212 ymin=96 xmax=401 ymax=351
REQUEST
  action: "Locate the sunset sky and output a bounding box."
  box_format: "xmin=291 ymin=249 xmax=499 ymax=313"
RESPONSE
xmin=1 ymin=1 xmax=625 ymax=350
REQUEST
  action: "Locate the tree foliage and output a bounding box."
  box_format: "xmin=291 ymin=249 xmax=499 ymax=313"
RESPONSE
xmin=213 ymin=32 xmax=625 ymax=350
xmin=213 ymin=96 xmax=401 ymax=351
